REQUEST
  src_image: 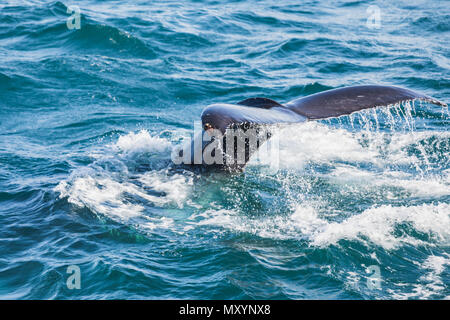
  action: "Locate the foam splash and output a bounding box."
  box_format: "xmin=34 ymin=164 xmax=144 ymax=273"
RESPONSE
xmin=201 ymin=106 xmax=449 ymax=251
xmin=115 ymin=130 xmax=172 ymax=155
xmin=137 ymin=170 xmax=194 ymax=208
xmin=190 ymin=202 xmax=450 ymax=250
xmin=56 ymin=171 xmax=193 ymax=215
xmin=251 ymin=121 xmax=449 ymax=171
xmin=251 ymin=114 xmax=449 ymax=204
xmin=328 ymin=166 xmax=449 ymax=197
xmin=413 ymin=254 xmax=450 ymax=299
xmin=387 ymin=253 xmax=450 ymax=299
xmin=304 ymin=203 xmax=450 ymax=249
xmin=56 ymin=104 xmax=449 ymax=249
xmin=251 ymin=122 xmax=378 ymax=169
xmin=56 ymin=130 xmax=194 ymax=230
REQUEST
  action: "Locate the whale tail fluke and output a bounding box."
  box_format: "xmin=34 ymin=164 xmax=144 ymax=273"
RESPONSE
xmin=202 ymin=85 xmax=446 ymax=133
xmin=197 ymin=85 xmax=446 ymax=169
xmin=284 ymin=85 xmax=447 ymax=120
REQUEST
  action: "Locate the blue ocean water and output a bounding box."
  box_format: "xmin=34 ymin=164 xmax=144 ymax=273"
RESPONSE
xmin=0 ymin=0 xmax=449 ymax=299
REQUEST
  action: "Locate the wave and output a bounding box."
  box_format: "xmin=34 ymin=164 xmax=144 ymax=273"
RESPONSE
xmin=1 ymin=1 xmax=157 ymax=59
xmin=55 ymin=102 xmax=449 ymax=251
xmin=66 ymin=23 xmax=156 ymax=59
xmin=0 ymin=72 xmax=12 ymax=89
xmin=191 ymin=202 xmax=449 ymax=250
xmin=388 ymin=253 xmax=450 ymax=299
xmin=412 ymin=15 xmax=450 ymax=33
xmin=4 ymin=0 xmax=446 ymax=299
xmin=55 ymin=130 xmax=194 ymax=230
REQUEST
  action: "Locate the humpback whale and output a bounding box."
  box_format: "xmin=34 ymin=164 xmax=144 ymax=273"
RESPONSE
xmin=175 ymin=85 xmax=446 ymax=170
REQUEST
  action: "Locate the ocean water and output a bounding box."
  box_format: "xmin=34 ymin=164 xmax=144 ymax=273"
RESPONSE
xmin=0 ymin=0 xmax=449 ymax=300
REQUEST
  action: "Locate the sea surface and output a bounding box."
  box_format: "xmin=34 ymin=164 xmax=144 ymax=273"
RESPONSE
xmin=0 ymin=0 xmax=449 ymax=299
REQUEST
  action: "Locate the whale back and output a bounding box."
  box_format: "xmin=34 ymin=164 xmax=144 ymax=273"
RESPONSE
xmin=237 ymin=97 xmax=285 ymax=109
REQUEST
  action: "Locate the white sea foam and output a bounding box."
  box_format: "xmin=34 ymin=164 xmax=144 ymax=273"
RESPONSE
xmin=54 ymin=117 xmax=450 ymax=301
xmin=251 ymin=121 xmax=449 ymax=201
xmin=138 ymin=170 xmax=194 ymax=208
xmin=55 ymin=131 xmax=192 ymax=229
xmin=329 ymin=166 xmax=450 ymax=197
xmin=414 ymin=254 xmax=450 ymax=298
xmin=56 ymin=122 xmax=449 ymax=248
xmin=191 ymin=202 xmax=450 ymax=250
xmin=56 ymin=176 xmax=146 ymax=219
xmin=252 ymin=121 xmax=449 ymax=171
xmin=302 ymin=203 xmax=450 ymax=249
xmin=251 ymin=122 xmax=380 ymax=169
xmin=387 ymin=253 xmax=450 ymax=299
xmin=115 ymin=129 xmax=172 ymax=155
xmin=184 ymin=117 xmax=449 ymax=250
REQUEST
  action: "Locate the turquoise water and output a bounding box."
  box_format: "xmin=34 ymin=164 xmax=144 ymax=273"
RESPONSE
xmin=0 ymin=0 xmax=449 ymax=299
